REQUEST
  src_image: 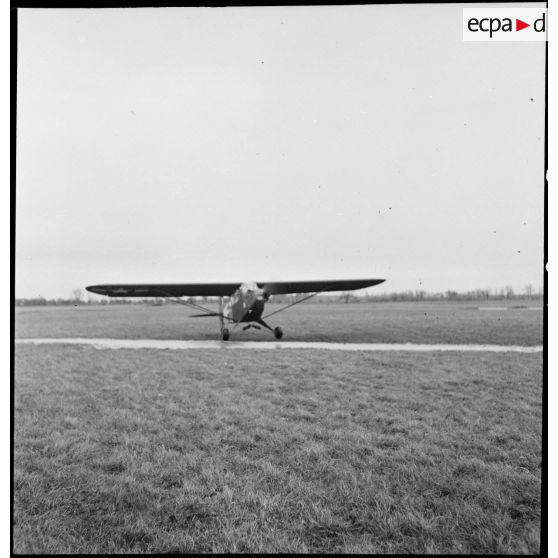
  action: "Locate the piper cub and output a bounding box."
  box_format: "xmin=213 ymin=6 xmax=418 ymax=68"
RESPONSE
xmin=86 ymin=278 xmax=385 ymax=341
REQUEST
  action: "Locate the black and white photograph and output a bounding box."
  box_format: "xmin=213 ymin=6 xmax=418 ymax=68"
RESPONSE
xmin=13 ymin=3 xmax=546 ymax=554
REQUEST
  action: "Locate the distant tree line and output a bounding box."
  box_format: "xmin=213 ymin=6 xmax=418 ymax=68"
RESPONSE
xmin=15 ymin=284 xmax=543 ymax=307
xmin=360 ymin=285 xmax=542 ymax=302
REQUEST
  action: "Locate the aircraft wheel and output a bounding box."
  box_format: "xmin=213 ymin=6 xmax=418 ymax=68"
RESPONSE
xmin=274 ymin=326 xmax=283 ymax=340
xmin=221 ymin=328 xmax=230 ymax=341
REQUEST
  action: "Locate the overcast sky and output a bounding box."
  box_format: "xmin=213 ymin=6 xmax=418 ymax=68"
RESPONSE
xmin=16 ymin=4 xmax=545 ymax=299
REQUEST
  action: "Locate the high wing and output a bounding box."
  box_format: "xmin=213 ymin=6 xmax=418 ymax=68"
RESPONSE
xmin=86 ymin=283 xmax=242 ymax=297
xmin=86 ymin=279 xmax=384 ymax=298
xmin=259 ymin=279 xmax=385 ymax=295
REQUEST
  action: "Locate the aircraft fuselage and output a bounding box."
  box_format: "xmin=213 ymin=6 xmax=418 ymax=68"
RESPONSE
xmin=223 ymin=282 xmax=268 ymax=323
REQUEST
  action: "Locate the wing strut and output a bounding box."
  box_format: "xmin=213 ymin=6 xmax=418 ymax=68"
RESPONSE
xmin=262 ymin=289 xmax=328 ymax=319
xmin=155 ymin=289 xmax=235 ymax=322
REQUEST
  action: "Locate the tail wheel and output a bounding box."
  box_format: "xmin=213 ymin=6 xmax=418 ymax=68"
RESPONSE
xmin=221 ymin=328 xmax=230 ymax=341
xmin=274 ymin=326 xmax=283 ymax=340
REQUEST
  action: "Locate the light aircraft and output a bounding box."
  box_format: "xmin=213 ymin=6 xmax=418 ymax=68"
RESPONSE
xmin=85 ymin=279 xmax=385 ymax=340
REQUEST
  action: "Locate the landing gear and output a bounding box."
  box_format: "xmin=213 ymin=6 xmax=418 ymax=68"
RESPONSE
xmin=256 ymin=319 xmax=284 ymax=340
xmin=221 ymin=319 xmax=283 ymax=341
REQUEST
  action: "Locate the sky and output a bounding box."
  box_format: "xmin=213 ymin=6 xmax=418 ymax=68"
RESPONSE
xmin=16 ymin=4 xmax=546 ymax=299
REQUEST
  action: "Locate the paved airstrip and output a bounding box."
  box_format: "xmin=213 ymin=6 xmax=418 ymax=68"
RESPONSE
xmin=15 ymin=338 xmax=543 ymax=353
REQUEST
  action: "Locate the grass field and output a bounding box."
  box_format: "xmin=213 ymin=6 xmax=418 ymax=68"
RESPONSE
xmin=15 ymin=300 xmax=543 ymax=345
xmin=13 ymin=303 xmax=543 ymax=553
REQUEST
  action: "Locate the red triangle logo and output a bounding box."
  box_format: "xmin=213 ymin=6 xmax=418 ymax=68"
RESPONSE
xmin=516 ymin=19 xmax=530 ymax=31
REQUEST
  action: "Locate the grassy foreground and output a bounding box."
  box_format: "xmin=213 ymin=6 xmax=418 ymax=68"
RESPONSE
xmin=14 ymin=345 xmax=542 ymax=553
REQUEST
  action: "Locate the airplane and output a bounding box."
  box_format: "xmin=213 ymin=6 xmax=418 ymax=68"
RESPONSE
xmin=85 ymin=278 xmax=385 ymax=340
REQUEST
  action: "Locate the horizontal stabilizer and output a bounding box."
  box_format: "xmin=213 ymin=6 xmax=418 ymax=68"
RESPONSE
xmin=189 ymin=313 xmax=223 ymax=318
